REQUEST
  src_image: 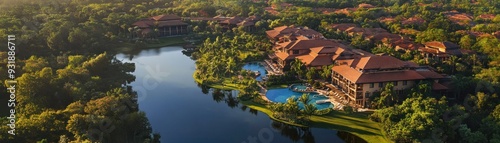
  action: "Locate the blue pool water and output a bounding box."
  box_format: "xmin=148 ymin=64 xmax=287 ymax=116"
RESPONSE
xmin=266 ymin=88 xmax=333 ymax=110
xmin=292 ymin=85 xmax=308 ymax=90
xmin=242 ymin=62 xmax=267 ymax=81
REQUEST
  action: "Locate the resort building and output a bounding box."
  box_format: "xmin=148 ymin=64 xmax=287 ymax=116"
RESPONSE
xmin=268 ymin=39 xmax=371 ymax=70
xmin=419 ymin=41 xmax=469 ymax=61
xmin=132 ymin=14 xmax=188 ymax=38
xmin=266 ymin=25 xmax=325 ymax=44
xmin=331 ymin=55 xmax=447 ymax=108
xmin=187 ymin=15 xmax=261 ymax=31
xmin=330 ymin=23 xmax=423 ymax=51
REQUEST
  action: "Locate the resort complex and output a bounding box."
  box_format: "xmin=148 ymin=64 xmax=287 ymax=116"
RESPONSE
xmin=261 ymin=25 xmax=449 ymax=108
xmin=8 ymin=0 xmax=500 ymax=143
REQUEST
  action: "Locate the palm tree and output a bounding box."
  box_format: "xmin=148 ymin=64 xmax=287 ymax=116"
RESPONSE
xmin=298 ymin=94 xmax=310 ymax=105
xmin=291 ymin=58 xmax=305 ymax=78
xmin=302 ymin=104 xmax=317 ymax=121
xmin=445 ymin=55 xmax=461 ymax=74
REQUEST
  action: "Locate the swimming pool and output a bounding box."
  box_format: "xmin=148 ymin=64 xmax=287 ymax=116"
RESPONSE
xmin=242 ymin=62 xmax=267 ymax=81
xmin=266 ymin=88 xmax=333 ymax=110
xmin=291 ymin=84 xmax=307 ymax=90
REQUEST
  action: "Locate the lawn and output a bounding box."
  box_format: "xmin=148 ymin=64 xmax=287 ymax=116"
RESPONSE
xmin=193 ymin=71 xmax=391 ymax=143
xmin=241 ymin=100 xmax=391 ymax=143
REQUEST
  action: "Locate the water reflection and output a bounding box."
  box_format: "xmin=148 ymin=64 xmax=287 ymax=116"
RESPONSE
xmin=119 ymin=46 xmax=369 ymax=143
xmin=271 ymin=121 xmax=316 ymax=143
xmin=338 ymin=131 xmax=368 ymax=143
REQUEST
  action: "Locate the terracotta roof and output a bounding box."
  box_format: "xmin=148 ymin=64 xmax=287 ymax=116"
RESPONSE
xmin=266 ymin=26 xmax=323 ymax=40
xmin=478 ymin=14 xmax=495 ymax=20
xmin=237 ymin=21 xmax=254 ymax=27
xmin=494 ymin=31 xmax=500 ymax=39
xmin=379 ymin=17 xmax=396 ymax=23
xmin=330 ymin=23 xmax=358 ymax=31
xmin=443 ymin=11 xmax=474 ymax=26
xmin=297 ymin=54 xmax=334 ymax=67
xmin=370 ymin=32 xmax=401 ymax=42
xmin=152 ymin=14 xmax=181 ymax=21
xmin=358 ymin=3 xmax=376 ymax=9
xmin=220 ymin=16 xmax=245 ymax=24
xmin=425 ymin=41 xmax=459 ymax=49
xmin=416 ymin=70 xmax=444 ymax=79
xmin=285 ymin=40 xmax=348 ymax=50
xmin=132 ymin=20 xmax=154 ymax=28
xmin=310 ymin=46 xmax=338 ymax=54
xmin=432 ymin=82 xmax=448 ymax=90
xmin=402 ymin=16 xmax=425 ymax=25
xmin=332 ymin=65 xmax=426 ymax=84
xmin=334 ymin=8 xmax=357 ymax=15
xmin=355 ymin=56 xmax=407 ymax=70
xmin=315 ymin=8 xmax=336 ymax=14
xmin=275 ymin=52 xmax=294 ymax=60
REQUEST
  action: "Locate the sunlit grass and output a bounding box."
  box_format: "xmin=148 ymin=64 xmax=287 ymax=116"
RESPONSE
xmin=241 ymin=101 xmax=391 ymax=143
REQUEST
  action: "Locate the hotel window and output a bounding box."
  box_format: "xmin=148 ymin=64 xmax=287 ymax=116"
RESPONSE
xmin=393 ymin=81 xmax=398 ymax=86
xmin=293 ymin=50 xmax=299 ymax=54
xmin=379 ymin=82 xmax=383 ymax=88
xmin=370 ymin=83 xmax=374 ymax=88
xmin=403 ymin=81 xmax=408 ymax=85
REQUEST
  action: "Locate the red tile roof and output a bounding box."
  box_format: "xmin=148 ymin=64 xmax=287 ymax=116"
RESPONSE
xmin=478 ymin=14 xmax=495 ymax=20
xmin=401 ymin=16 xmax=425 ymax=25
xmin=152 ymin=14 xmax=182 ymax=21
xmin=332 ymin=64 xmax=426 ymax=84
xmin=432 ymin=82 xmax=448 ymax=90
xmin=285 ymin=39 xmax=348 ymax=50
xmin=355 ymin=56 xmax=407 ymax=70
xmin=416 ymin=70 xmax=444 ymax=79
xmin=266 ymin=25 xmax=323 ymax=40
xmin=330 ymin=23 xmax=358 ymax=31
xmin=358 ymin=3 xmax=376 ymax=9
xmin=424 ymin=41 xmax=459 ymax=50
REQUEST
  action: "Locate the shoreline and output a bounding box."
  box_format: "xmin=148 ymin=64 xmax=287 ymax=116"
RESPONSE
xmin=192 ymin=72 xmax=391 ymax=143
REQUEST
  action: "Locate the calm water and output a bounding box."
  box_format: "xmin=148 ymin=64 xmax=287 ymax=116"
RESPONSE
xmin=242 ymin=62 xmax=267 ymax=81
xmin=266 ymin=88 xmax=333 ymax=110
xmin=116 ymin=46 xmax=364 ymax=143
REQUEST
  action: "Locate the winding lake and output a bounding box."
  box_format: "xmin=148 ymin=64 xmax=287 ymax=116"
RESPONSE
xmin=116 ymin=46 xmax=364 ymax=143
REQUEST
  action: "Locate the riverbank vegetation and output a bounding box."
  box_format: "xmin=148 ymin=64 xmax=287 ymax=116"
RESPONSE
xmin=0 ymin=0 xmax=168 ymax=142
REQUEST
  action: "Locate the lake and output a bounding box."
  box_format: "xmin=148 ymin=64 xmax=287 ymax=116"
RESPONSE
xmin=116 ymin=46 xmax=365 ymax=143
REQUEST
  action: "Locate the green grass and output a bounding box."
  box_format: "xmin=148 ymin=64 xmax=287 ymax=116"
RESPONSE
xmin=241 ymin=100 xmax=391 ymax=143
xmin=193 ymin=74 xmax=243 ymax=91
xmin=193 ymin=72 xmax=391 ymax=143
xmin=267 ymin=84 xmax=289 ymax=89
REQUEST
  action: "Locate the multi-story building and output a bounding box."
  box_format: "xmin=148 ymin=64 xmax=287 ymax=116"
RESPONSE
xmin=132 ymin=14 xmax=188 ymax=38
xmin=266 ymin=25 xmax=325 ymax=44
xmin=331 ymin=55 xmax=447 ymax=108
xmin=419 ymin=41 xmax=470 ymax=61
xmin=269 ymin=39 xmax=370 ymax=70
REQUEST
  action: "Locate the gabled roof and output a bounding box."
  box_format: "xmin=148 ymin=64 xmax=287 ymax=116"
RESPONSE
xmin=355 ymin=56 xmax=406 ymax=70
xmin=220 ymin=16 xmax=245 ymax=24
xmin=286 ymin=40 xmax=348 ymax=50
xmin=266 ymin=25 xmax=323 ymax=39
xmin=310 ymin=46 xmax=338 ymax=54
xmin=332 ymin=65 xmax=426 ymax=84
xmin=152 ymin=14 xmax=182 ymax=21
xmin=330 ymin=23 xmax=358 ymax=31
xmin=425 ymin=41 xmax=460 ymax=49
xmin=358 ymin=3 xmax=376 ymax=9
xmin=132 ymin=20 xmax=154 ymax=28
